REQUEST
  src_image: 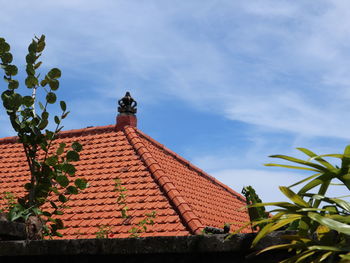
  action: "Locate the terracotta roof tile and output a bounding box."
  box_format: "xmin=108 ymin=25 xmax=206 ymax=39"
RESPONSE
xmin=0 ymin=124 xmax=250 ymax=239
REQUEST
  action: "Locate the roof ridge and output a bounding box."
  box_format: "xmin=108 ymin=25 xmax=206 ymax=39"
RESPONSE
xmin=123 ymin=126 xmax=204 ymax=235
xmin=134 ymin=128 xmax=246 ymax=202
xmin=0 ymin=124 xmax=115 ymax=144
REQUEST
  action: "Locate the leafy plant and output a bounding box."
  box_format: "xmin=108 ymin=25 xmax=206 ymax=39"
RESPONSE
xmin=95 ymin=225 xmax=113 ymax=239
xmin=234 ymin=146 xmax=350 ymax=262
xmin=128 ymin=211 xmax=157 ymax=238
xmin=0 ymin=36 xmax=88 ymax=238
xmin=242 ymin=185 xmax=269 ymax=230
xmin=114 ymin=178 xmax=157 ymax=238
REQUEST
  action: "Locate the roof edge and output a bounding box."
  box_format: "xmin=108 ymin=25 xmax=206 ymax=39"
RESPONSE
xmin=0 ymin=125 xmax=116 ymax=144
xmin=134 ymin=128 xmax=246 ymax=202
xmin=124 ymin=126 xmax=204 ymax=235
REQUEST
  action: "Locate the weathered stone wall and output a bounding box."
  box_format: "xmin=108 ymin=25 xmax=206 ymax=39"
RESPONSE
xmin=0 ymin=226 xmax=294 ymax=263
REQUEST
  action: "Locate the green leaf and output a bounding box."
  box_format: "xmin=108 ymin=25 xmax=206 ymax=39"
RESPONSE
xmin=298 ymin=173 xmax=334 ymax=194
xmin=66 ymin=150 xmax=79 ymax=162
xmin=41 ymin=111 xmax=49 ymax=120
xmin=67 ymin=186 xmax=78 ymax=195
xmin=54 ymin=115 xmax=60 ymax=124
xmin=72 ymin=141 xmax=82 ymax=152
xmin=264 ymin=163 xmax=319 ymax=172
xmin=58 ymin=194 xmax=67 ymax=203
xmin=1 ymin=52 xmax=13 ymax=63
xmin=61 ymin=163 xmax=76 ymax=175
xmin=56 ymin=142 xmax=66 ymax=155
xmin=46 ymin=92 xmax=57 ymax=104
xmin=25 ymin=75 xmax=38 ymax=88
xmin=48 ymin=68 xmax=61 ymax=79
xmin=39 ymin=102 xmax=45 ymax=110
xmin=62 ymin=111 xmax=70 ymax=119
xmin=38 ymin=119 xmax=48 ymax=130
xmin=34 ymin=61 xmax=42 ymax=69
xmin=269 ymin=154 xmax=328 ymax=172
xmin=26 ymin=53 xmax=36 ymax=64
xmin=40 ymin=79 xmax=48 ymax=87
xmin=22 ymin=96 xmax=34 ymax=107
xmin=49 ymin=79 xmax=59 ymax=91
xmin=308 ymin=212 xmax=350 ymax=235
xmin=45 ymin=155 xmax=58 ymax=166
xmin=8 ymin=80 xmax=19 ymax=90
xmin=5 ymin=65 xmax=18 ymax=76
xmin=56 ymin=175 xmax=69 ymax=187
xmin=60 ymin=101 xmax=66 ymax=112
xmin=279 ymin=186 xmax=309 ymax=207
xmin=75 ymin=178 xmax=88 ymax=190
xmin=50 ymin=201 xmax=58 ymax=209
xmin=297 ymin=147 xmax=336 ymax=170
xmin=0 ymin=41 xmax=10 ymax=53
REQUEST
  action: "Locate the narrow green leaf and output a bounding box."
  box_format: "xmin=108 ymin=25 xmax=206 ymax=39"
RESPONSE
xmin=279 ymin=186 xmax=309 ymax=207
xmin=297 ymin=147 xmax=335 ymax=170
xmin=60 ymin=101 xmax=66 ymax=112
xmin=264 ymin=163 xmax=319 ymax=171
xmin=269 ymin=154 xmax=328 ymax=172
xmin=298 ymin=173 xmax=334 ymax=194
xmin=308 ymin=212 xmax=350 ymax=235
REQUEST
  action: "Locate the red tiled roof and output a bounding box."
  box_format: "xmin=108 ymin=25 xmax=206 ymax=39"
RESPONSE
xmin=0 ymin=124 xmax=250 ymax=239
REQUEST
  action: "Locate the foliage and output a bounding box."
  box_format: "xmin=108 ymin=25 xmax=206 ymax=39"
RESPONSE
xmin=95 ymin=225 xmax=113 ymax=239
xmin=94 ymin=179 xmax=157 ymax=239
xmin=128 ymin=211 xmax=157 ymax=238
xmin=0 ymin=36 xmax=88 ymax=237
xmin=233 ymin=146 xmax=350 ymax=262
xmin=242 ymin=185 xmax=269 ymax=230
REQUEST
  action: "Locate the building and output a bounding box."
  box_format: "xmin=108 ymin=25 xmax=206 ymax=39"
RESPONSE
xmin=0 ymin=92 xmax=250 ymax=239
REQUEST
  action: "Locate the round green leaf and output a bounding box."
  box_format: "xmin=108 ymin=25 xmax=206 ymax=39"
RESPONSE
xmin=46 ymin=92 xmax=57 ymax=104
xmin=61 ymin=163 xmax=76 ymax=175
xmin=67 ymin=186 xmax=78 ymax=195
xmin=56 ymin=175 xmax=69 ymax=188
xmin=1 ymin=52 xmax=13 ymax=63
xmin=38 ymin=119 xmax=48 ymax=130
xmin=56 ymin=142 xmax=66 ymax=156
xmin=49 ymin=79 xmax=59 ymax=90
xmin=25 ymin=75 xmax=38 ymax=88
xmin=41 ymin=111 xmax=49 ymax=120
xmin=45 ymin=155 xmax=58 ymax=166
xmin=26 ymin=53 xmax=36 ymax=64
xmin=28 ymin=41 xmax=37 ymax=53
xmin=58 ymin=194 xmax=67 ymax=203
xmin=0 ymin=41 xmax=10 ymax=53
xmin=48 ymin=68 xmax=61 ymax=79
xmin=75 ymin=178 xmax=88 ymax=190
xmin=22 ymin=96 xmax=34 ymax=107
xmin=5 ymin=65 xmax=18 ymax=76
xmin=8 ymin=80 xmax=19 ymax=90
xmin=72 ymin=142 xmax=82 ymax=152
xmin=66 ymin=150 xmax=79 ymax=162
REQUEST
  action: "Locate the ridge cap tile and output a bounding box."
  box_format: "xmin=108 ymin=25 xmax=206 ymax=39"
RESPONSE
xmin=124 ymin=126 xmax=204 ymax=234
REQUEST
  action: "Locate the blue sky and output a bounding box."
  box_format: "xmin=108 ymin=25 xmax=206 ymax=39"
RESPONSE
xmin=1 ymin=0 xmax=350 ymax=203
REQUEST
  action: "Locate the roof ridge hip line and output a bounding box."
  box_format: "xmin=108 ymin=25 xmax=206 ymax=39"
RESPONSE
xmin=123 ymin=126 xmax=204 ymax=235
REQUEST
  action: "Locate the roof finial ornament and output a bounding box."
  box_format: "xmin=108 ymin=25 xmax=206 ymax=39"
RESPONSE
xmin=118 ymin=92 xmax=137 ymax=115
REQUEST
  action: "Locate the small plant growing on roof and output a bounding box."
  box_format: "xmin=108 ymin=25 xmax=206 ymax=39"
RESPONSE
xmin=0 ymin=36 xmax=88 ymax=238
